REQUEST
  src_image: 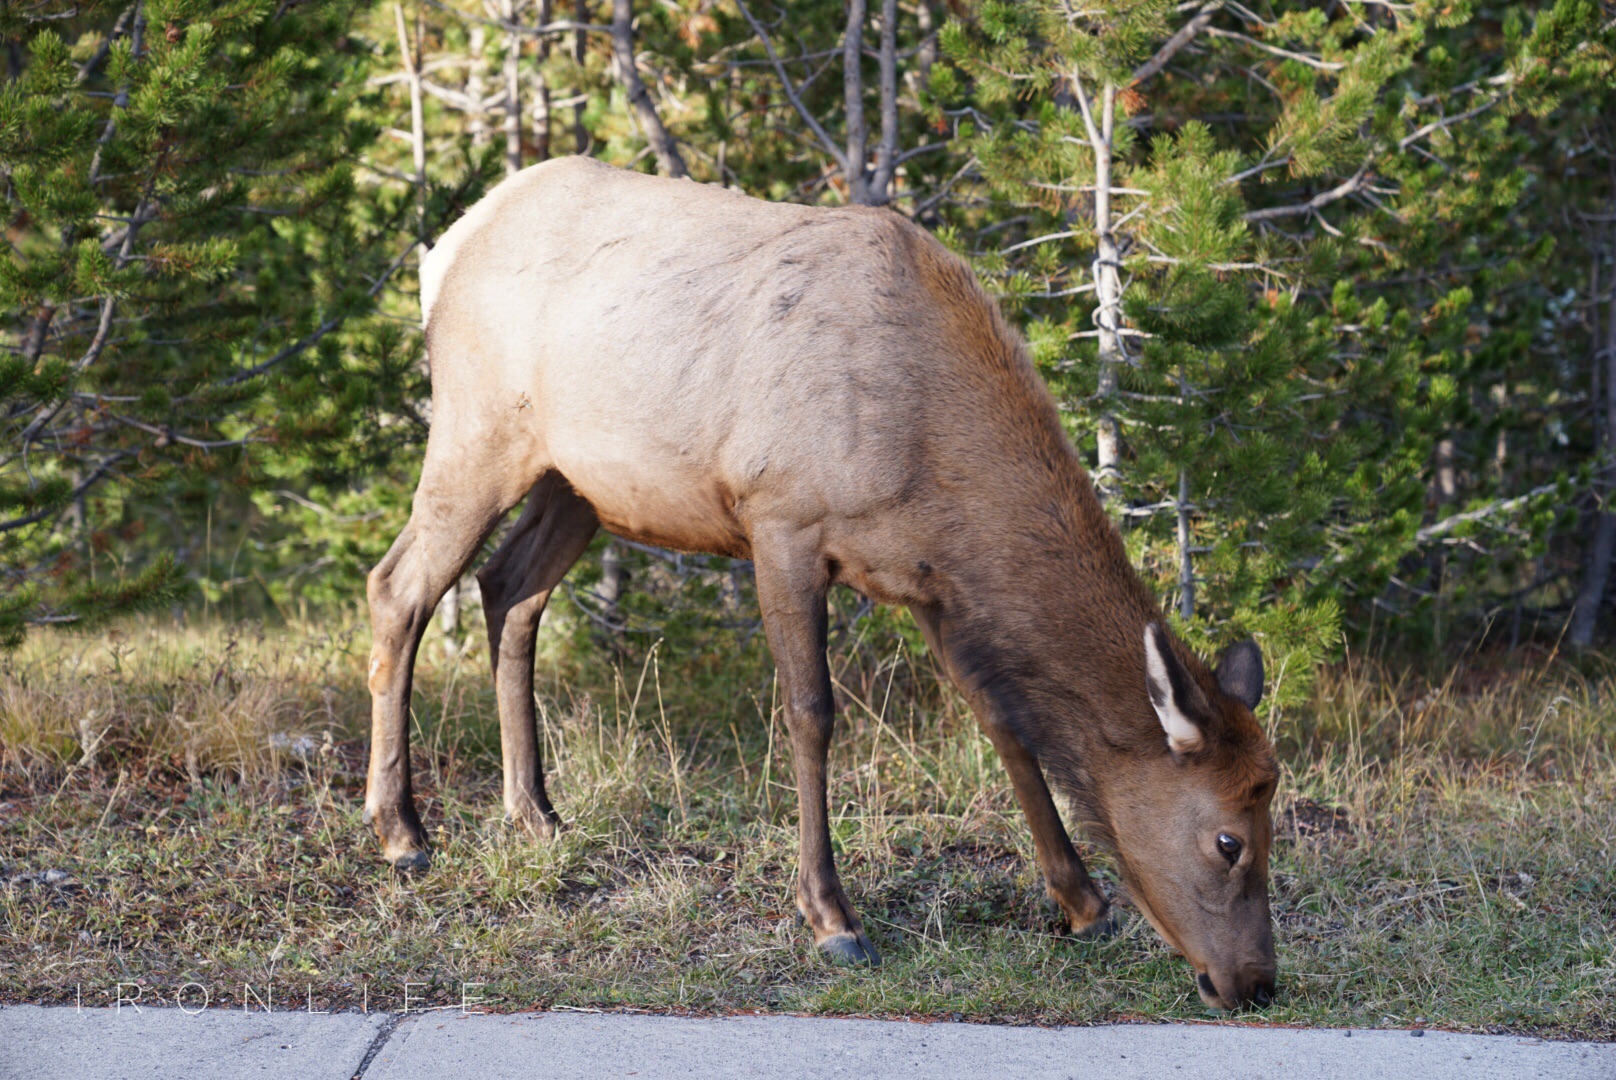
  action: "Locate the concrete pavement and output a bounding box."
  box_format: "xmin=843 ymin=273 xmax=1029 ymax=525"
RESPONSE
xmin=1 ymin=1004 xmax=390 ymax=1079
xmin=3 ymin=1005 xmax=1612 ymax=1079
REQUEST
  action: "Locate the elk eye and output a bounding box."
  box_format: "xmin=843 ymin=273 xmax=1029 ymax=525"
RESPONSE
xmin=1216 ymin=833 xmax=1242 ymax=863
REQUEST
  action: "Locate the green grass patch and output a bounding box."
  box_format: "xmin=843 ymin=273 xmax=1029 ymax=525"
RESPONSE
xmin=1 ymin=618 xmax=1613 ymax=1037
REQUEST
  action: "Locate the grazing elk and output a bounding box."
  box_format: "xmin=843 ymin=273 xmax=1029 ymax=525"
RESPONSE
xmin=364 ymin=157 xmax=1279 ymax=1010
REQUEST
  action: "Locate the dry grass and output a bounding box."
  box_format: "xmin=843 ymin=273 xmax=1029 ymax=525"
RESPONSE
xmin=1 ymin=612 xmax=1613 ymax=1036
xmin=0 ymin=624 xmax=348 ymax=784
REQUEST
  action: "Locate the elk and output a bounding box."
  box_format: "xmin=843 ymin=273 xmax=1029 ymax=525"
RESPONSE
xmin=364 ymin=157 xmax=1279 ymax=1010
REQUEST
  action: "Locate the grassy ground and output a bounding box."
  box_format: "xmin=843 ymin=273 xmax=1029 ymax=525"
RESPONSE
xmin=1 ymin=610 xmax=1613 ymax=1038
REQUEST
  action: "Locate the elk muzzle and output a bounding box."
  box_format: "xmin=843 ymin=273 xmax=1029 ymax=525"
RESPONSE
xmin=1196 ymin=962 xmax=1277 ymax=1011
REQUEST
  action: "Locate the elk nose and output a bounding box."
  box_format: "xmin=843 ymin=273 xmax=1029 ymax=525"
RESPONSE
xmin=1198 ymin=968 xmax=1277 ymax=1010
xmin=1244 ymin=964 xmax=1279 ymax=1009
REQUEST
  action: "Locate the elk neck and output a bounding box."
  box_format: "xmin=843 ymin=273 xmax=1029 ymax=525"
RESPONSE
xmin=917 ymin=406 xmax=1186 ymax=835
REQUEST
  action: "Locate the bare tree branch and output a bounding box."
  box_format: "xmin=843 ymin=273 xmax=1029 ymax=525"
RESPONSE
xmin=74 ymin=3 xmax=136 ymax=84
xmin=1244 ymin=163 xmax=1371 ymax=222
xmin=733 ymin=0 xmax=848 ymax=170
xmin=1399 ymin=96 xmax=1505 ymax=150
xmin=893 ymin=140 xmax=947 ymax=166
xmin=421 ymin=0 xmax=606 ymax=37
xmin=1415 ymin=484 xmax=1559 ymax=544
xmin=907 ymin=154 xmax=977 ymax=219
xmin=416 ymin=77 xmax=486 ymax=111
xmin=109 ymin=414 xmax=254 ymax=450
xmin=610 ymin=0 xmax=688 ymax=178
xmin=1202 ymin=26 xmax=1344 ymax=71
xmin=1130 ymin=1 xmax=1221 ymax=87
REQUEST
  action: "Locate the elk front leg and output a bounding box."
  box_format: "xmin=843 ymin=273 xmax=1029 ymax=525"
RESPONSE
xmin=753 ymin=524 xmax=879 ymax=966
xmin=984 ymin=727 xmax=1114 ymax=937
xmin=907 ymin=603 xmax=1112 ymax=937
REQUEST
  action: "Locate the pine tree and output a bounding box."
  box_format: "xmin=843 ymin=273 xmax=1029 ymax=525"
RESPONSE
xmin=935 ymin=0 xmax=1614 ymax=686
xmin=0 ymin=1 xmax=411 ymax=644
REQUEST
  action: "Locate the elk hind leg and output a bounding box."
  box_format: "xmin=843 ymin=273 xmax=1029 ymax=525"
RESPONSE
xmin=365 ymin=459 xmax=529 ymax=869
xmin=477 ymin=472 xmax=599 ymax=840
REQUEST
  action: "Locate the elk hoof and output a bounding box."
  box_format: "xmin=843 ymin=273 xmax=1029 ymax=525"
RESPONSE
xmin=367 ymin=804 xmax=430 ymax=871
xmin=818 ymin=931 xmax=881 ymax=967
xmin=390 ymin=848 xmax=430 ymax=873
xmin=506 ymin=804 xmax=561 ymax=841
xmin=1072 ymin=906 xmax=1120 ymax=940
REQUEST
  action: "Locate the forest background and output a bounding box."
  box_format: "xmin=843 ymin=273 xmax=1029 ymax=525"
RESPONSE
xmin=3 ymin=0 xmax=1616 ymax=670
xmin=2 ymin=0 xmax=1616 ymax=1035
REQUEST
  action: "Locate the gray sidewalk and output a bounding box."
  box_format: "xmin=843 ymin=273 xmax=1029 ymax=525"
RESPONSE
xmin=3 ymin=1005 xmax=1612 ymax=1079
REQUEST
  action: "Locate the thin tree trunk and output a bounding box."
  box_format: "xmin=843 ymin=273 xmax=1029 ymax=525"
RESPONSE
xmin=843 ymin=0 xmax=868 ymax=204
xmin=1075 ymin=77 xmax=1124 ymax=500
xmin=394 ymin=4 xmax=427 ymax=246
xmin=1570 ymin=171 xmax=1616 ymax=647
xmin=467 ymin=23 xmax=489 ymax=147
xmin=866 ymin=0 xmax=898 ymax=204
xmin=1435 ymin=437 xmax=1458 ymax=505
xmin=573 ymin=0 xmax=589 ymax=153
xmin=1427 ymin=435 xmax=1458 ymax=598
xmin=1177 ymin=468 xmax=1194 ymax=620
xmin=596 ymin=0 xmax=685 ymax=645
xmin=438 ymin=578 xmax=462 ymax=654
xmin=501 ymin=0 xmax=524 ymax=175
xmin=610 ymin=0 xmax=687 ymax=177
xmin=533 ymin=0 xmax=553 ymax=162
xmin=1571 ymin=513 xmax=1616 ymax=647
xmin=599 ymin=538 xmax=628 ymax=632
xmin=915 ymin=0 xmax=938 ymax=87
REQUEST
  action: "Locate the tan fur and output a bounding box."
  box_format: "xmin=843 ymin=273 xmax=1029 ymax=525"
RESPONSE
xmin=363 ymin=157 xmax=1278 ymax=1007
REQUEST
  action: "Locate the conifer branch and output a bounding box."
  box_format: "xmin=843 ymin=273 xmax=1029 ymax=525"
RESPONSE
xmin=1243 ymin=164 xmax=1372 ymax=222
xmin=1415 ymin=485 xmax=1560 ymax=544
xmin=215 ymin=238 xmax=419 ymax=389
xmin=0 ymin=453 xmax=133 ymax=535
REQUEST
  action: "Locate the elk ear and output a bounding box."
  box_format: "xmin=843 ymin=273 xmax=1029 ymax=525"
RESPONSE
xmin=1143 ymin=623 xmax=1210 ymax=754
xmin=1215 ymin=638 xmax=1264 ymax=710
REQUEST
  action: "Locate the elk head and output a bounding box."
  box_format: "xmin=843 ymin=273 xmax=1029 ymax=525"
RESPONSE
xmin=1107 ymin=623 xmax=1278 ymax=1010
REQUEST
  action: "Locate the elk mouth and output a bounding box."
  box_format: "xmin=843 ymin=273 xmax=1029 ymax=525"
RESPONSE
xmin=1118 ymin=866 xmax=1276 ymax=1011
xmin=1195 ymin=968 xmax=1276 ymax=1011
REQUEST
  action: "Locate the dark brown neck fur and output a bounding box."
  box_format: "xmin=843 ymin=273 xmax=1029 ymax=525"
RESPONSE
xmin=907 ymin=232 xmax=1216 ymax=827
